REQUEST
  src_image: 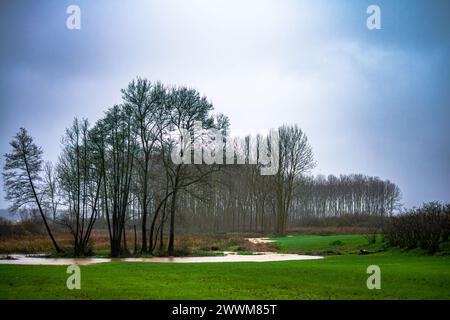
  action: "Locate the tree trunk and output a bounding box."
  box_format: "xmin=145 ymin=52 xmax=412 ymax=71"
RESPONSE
xmin=141 ymin=172 xmax=148 ymax=253
xmin=24 ymin=155 xmax=62 ymax=253
xmin=167 ymin=189 xmax=178 ymax=256
xmin=133 ymin=224 xmax=137 ymax=255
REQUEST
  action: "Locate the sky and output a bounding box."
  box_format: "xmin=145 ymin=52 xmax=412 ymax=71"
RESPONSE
xmin=0 ymin=0 xmax=449 ymax=209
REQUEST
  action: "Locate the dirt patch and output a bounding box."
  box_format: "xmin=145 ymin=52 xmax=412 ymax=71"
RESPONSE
xmin=237 ymin=239 xmax=279 ymax=253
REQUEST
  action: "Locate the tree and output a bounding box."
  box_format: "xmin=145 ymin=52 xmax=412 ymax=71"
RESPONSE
xmin=162 ymin=86 xmax=228 ymax=256
xmin=57 ymin=118 xmax=102 ymax=256
xmin=93 ymin=105 xmax=138 ymax=257
xmin=3 ymin=128 xmax=62 ymax=252
xmin=42 ymin=161 xmax=59 ymax=222
xmin=122 ymin=78 xmax=167 ymax=253
xmin=274 ymin=124 xmax=315 ymax=235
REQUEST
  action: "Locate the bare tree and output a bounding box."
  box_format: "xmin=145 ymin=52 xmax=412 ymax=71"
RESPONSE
xmin=122 ymin=78 xmax=167 ymax=253
xmin=162 ymin=86 xmax=228 ymax=255
xmin=94 ymin=105 xmax=137 ymax=257
xmin=274 ymin=124 xmax=315 ymax=235
xmin=42 ymin=161 xmax=59 ymax=222
xmin=57 ymin=118 xmax=102 ymax=256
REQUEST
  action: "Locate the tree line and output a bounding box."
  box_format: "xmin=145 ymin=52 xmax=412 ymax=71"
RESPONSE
xmin=2 ymin=77 xmax=401 ymax=257
xmin=292 ymin=174 xmax=401 ymax=219
xmin=155 ymin=170 xmax=401 ymax=234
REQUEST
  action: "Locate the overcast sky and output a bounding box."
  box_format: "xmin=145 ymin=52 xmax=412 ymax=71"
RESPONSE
xmin=0 ymin=0 xmax=449 ymax=209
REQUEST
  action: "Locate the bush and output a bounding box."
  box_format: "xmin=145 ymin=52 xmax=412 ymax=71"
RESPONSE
xmin=384 ymin=202 xmax=450 ymax=254
xmin=0 ymin=218 xmax=45 ymax=237
xmin=330 ymin=240 xmax=344 ymax=246
xmin=363 ymin=232 xmax=377 ymax=245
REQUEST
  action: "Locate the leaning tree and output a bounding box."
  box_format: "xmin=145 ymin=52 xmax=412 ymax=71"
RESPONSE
xmin=3 ymin=128 xmax=62 ymax=252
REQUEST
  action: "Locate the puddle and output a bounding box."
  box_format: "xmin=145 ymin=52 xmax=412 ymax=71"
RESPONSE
xmin=0 ymin=252 xmax=322 ymax=265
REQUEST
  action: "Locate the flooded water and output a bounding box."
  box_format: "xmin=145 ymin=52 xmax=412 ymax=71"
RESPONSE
xmin=0 ymin=252 xmax=322 ymax=265
xmin=118 ymin=252 xmax=322 ymax=263
xmin=0 ymin=237 xmax=322 ymax=265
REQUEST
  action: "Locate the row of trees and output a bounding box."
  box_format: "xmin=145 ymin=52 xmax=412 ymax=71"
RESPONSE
xmin=291 ymin=174 xmax=401 ymax=219
xmin=151 ymin=171 xmax=401 ymax=234
xmin=3 ymin=79 xmax=227 ymax=256
xmin=2 ymin=77 xmax=401 ymax=257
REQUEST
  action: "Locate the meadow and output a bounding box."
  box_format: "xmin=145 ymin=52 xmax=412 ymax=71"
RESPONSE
xmin=1 ymin=234 xmax=449 ymax=300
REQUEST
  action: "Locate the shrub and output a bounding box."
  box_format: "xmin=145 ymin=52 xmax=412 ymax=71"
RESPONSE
xmin=363 ymin=232 xmax=377 ymax=245
xmin=384 ymin=202 xmax=450 ymax=254
xmin=330 ymin=240 xmax=344 ymax=246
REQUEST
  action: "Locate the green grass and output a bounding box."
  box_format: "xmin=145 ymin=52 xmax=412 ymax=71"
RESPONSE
xmin=1 ymin=234 xmax=449 ymax=300
xmin=272 ymin=234 xmax=385 ymax=255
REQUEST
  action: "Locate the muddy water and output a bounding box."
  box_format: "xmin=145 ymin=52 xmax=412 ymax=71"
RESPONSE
xmin=0 ymin=238 xmax=323 ymax=265
xmin=0 ymin=252 xmax=322 ymax=265
xmin=247 ymin=238 xmax=275 ymax=244
xmin=117 ymin=252 xmax=322 ymax=264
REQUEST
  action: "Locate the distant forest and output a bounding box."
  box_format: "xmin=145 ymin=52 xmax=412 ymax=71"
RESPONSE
xmin=2 ymin=78 xmax=401 ymax=257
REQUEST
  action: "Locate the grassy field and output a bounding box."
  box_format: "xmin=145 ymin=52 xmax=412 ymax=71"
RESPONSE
xmin=273 ymin=234 xmax=386 ymax=255
xmin=1 ymin=234 xmax=449 ymax=300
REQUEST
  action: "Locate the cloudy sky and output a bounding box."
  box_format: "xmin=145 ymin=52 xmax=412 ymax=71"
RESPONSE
xmin=0 ymin=0 xmax=449 ymax=208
